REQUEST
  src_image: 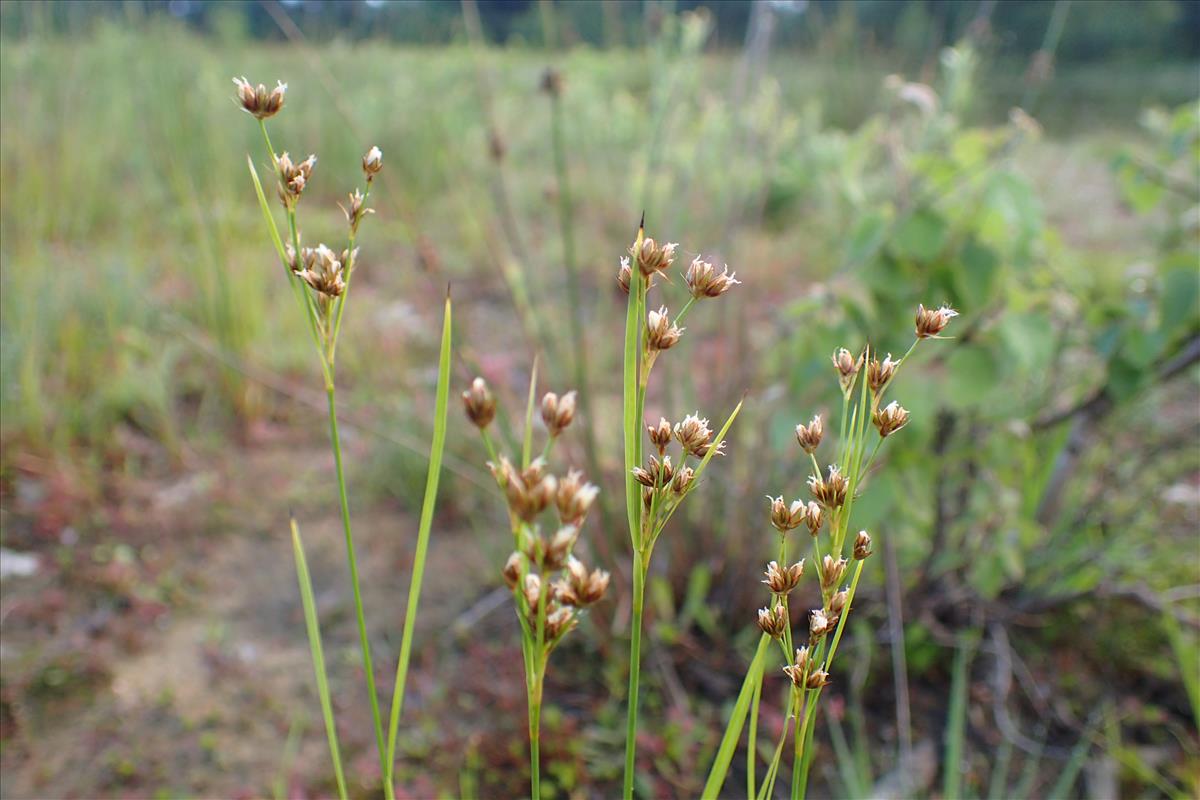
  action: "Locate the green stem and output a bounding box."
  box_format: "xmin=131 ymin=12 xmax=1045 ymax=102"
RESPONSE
xmin=326 ymin=384 xmax=392 ymax=800
xmin=624 ymin=549 xmax=647 ymax=800
xmin=790 ymin=692 xmax=804 ymax=800
xmin=747 ymin=667 xmax=762 ymax=800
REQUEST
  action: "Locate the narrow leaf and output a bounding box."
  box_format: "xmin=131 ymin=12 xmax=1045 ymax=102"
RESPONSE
xmin=702 ymin=634 xmax=771 ymax=799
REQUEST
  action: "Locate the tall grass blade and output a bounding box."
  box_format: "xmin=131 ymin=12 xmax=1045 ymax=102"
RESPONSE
xmin=290 ymin=518 xmax=349 ymax=800
xmin=522 ymin=356 xmax=539 ymax=468
xmin=385 ymin=293 xmax=453 ymax=782
xmin=942 ymin=632 xmax=978 ymax=800
xmin=702 ymin=634 xmax=771 ymax=799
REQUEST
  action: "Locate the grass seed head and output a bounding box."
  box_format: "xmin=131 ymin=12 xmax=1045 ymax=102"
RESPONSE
xmin=853 ymin=530 xmax=873 ymax=560
xmin=783 ymin=646 xmax=811 ymax=685
xmin=545 ymin=606 xmax=578 ymax=638
xmin=808 ymin=465 xmax=848 ymax=509
xmin=646 ymin=306 xmax=683 ymax=351
xmin=523 ymin=573 xmax=542 ymax=608
xmin=555 ymin=470 xmax=599 ymax=526
xmin=462 ymin=377 xmax=496 ymax=429
xmin=915 ymin=303 xmax=959 ymax=338
xmin=276 ymin=152 xmax=316 ymax=203
xmin=563 ymin=556 xmax=610 ymax=606
xmin=674 ymin=412 xmax=716 ymax=458
xmin=873 ymin=401 xmax=910 ymax=438
xmin=763 ymin=559 xmax=805 ymax=594
xmin=867 ymin=352 xmax=899 ymax=394
xmin=684 ymin=256 xmax=740 ymax=299
xmin=541 ymin=391 xmax=577 ymax=437
xmin=292 ymin=244 xmax=345 ymax=297
xmin=809 ymin=608 xmax=834 ymax=642
xmin=233 ymin=76 xmax=286 ymax=119
xmin=647 ymin=417 xmax=673 ymax=453
xmin=795 ymin=415 xmax=823 ymax=454
xmin=805 ymin=669 xmax=831 ymax=689
xmin=617 ymin=256 xmax=632 ymax=294
xmin=362 ymin=146 xmax=383 ymax=180
xmin=671 ymin=465 xmax=694 ymax=494
xmin=632 ymin=237 xmax=677 ymax=278
xmin=832 ymin=347 xmax=864 ymax=391
xmin=768 ymin=495 xmax=807 ymax=532
xmin=502 ymin=551 xmax=523 ymax=589
xmin=828 ymin=588 xmax=849 ymax=617
xmin=819 ymin=555 xmax=848 ymax=590
xmin=757 ymin=605 xmax=789 ymax=638
xmin=804 ymin=501 xmax=824 ymax=536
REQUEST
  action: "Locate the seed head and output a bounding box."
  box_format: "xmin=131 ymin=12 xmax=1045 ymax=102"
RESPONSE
xmin=671 ymin=465 xmax=694 ymax=495
xmin=541 ymin=525 xmax=577 ymax=570
xmin=828 ymin=589 xmax=849 ymax=617
xmin=541 ymin=391 xmax=577 ymax=437
xmin=806 ymin=669 xmax=831 ymax=689
xmin=560 ymin=556 xmax=610 ymax=606
xmin=340 ymin=188 xmax=374 ymax=232
xmin=684 ymin=257 xmax=739 ymax=299
xmin=555 ymin=470 xmax=599 ymax=526
xmin=545 ymin=606 xmax=578 ymax=638
xmin=808 ymin=466 xmax=848 ymax=509
xmin=915 ymin=303 xmax=959 ymax=338
xmin=502 ymin=552 xmax=523 ymax=589
xmin=804 ymin=501 xmax=824 ymax=536
xmin=873 ymin=401 xmax=910 ymax=438
xmin=362 ymin=146 xmax=383 ymax=179
xmin=819 ymin=555 xmax=848 ymax=590
xmin=768 ymin=496 xmax=807 ymax=533
xmin=646 ymin=306 xmax=683 ymax=351
xmin=794 ymin=415 xmax=823 ymax=455
xmin=783 ymin=647 xmax=810 ymax=685
xmin=809 ymin=609 xmax=834 ymax=642
xmin=763 ymin=560 xmax=805 ymax=594
xmin=523 ymin=574 xmax=542 ymax=608
xmin=462 ymin=377 xmax=496 ymax=429
xmin=674 ymin=413 xmax=719 ymax=459
xmin=632 ymin=465 xmax=657 ymax=488
xmin=292 ymin=244 xmax=345 ymax=297
xmin=647 ymin=417 xmax=673 ymax=453
xmin=867 ymin=353 xmax=899 ymax=394
xmin=853 ymin=530 xmax=873 ymax=560
xmin=832 ymin=347 xmax=864 ymax=392
xmin=757 ymin=605 xmax=789 ymax=638
xmin=631 ymin=237 xmax=678 ymax=278
xmin=276 ymin=152 xmax=317 ymax=202
xmin=617 ymin=257 xmax=632 ymax=294
xmin=232 ymin=77 xmax=286 ymax=119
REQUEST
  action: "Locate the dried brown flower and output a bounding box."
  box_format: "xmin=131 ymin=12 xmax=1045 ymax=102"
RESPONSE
xmin=646 ymin=306 xmax=683 ymax=351
xmin=684 ymin=257 xmax=739 ymax=299
xmin=647 ymin=417 xmax=673 ymax=453
xmin=867 ymin=352 xmax=898 ymax=394
xmin=502 ymin=551 xmax=523 ymax=589
xmin=832 ymin=347 xmax=864 ymax=392
xmin=757 ymin=605 xmax=789 ymax=638
xmin=828 ymin=589 xmax=849 ymax=617
xmin=805 ymin=669 xmax=831 ymax=689
xmin=617 ymin=257 xmax=632 ymax=294
xmin=783 ymin=646 xmax=811 ymax=685
xmin=808 ymin=466 xmax=848 ymax=509
xmin=763 ymin=560 xmax=805 ymax=594
xmin=853 ymin=530 xmax=873 ymax=560
xmin=277 ymin=152 xmax=317 ymax=201
xmin=915 ymin=303 xmax=958 ymax=339
xmin=631 ymin=237 xmax=678 ymax=278
xmin=675 ymin=413 xmax=718 ymax=459
xmin=819 ymin=555 xmax=848 ymax=590
xmin=873 ymin=401 xmax=910 ymax=438
xmin=555 ymin=470 xmax=599 ymax=526
xmin=541 ymin=391 xmax=577 ymax=437
xmin=560 ymin=556 xmax=609 ymax=606
xmin=545 ymin=606 xmax=578 ymax=638
xmin=523 ymin=573 xmax=542 ymax=608
xmin=809 ymin=608 xmax=834 ymax=642
xmin=463 ymin=377 xmax=496 ymax=429
xmin=233 ymin=77 xmax=286 ymax=119
xmin=340 ymin=189 xmax=374 ymax=232
xmin=362 ymin=146 xmax=383 ymax=179
xmin=768 ymin=496 xmax=808 ymax=533
xmin=671 ymin=465 xmax=695 ymax=495
xmin=804 ymin=501 xmax=824 ymax=536
xmin=291 ymin=244 xmax=345 ymax=297
xmin=795 ymin=415 xmax=823 ymax=454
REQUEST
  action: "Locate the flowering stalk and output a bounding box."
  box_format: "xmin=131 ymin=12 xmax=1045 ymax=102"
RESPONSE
xmin=706 ymin=303 xmax=957 ymax=799
xmin=620 ymin=222 xmax=742 ymax=798
xmin=464 ymin=371 xmax=608 ymax=800
xmin=236 ymin=77 xmax=403 ymax=800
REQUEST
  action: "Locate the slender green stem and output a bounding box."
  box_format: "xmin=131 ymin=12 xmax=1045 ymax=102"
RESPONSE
xmin=673 ymin=296 xmax=697 ymax=327
xmin=790 ymin=692 xmax=805 ymax=800
xmin=624 ymin=548 xmax=647 ymax=800
xmin=747 ymin=667 xmax=762 ymax=800
xmin=326 ymin=385 xmax=392 ymax=800
xmin=331 ymin=181 xmax=372 ymax=362
xmin=384 ymin=296 xmax=452 ymax=788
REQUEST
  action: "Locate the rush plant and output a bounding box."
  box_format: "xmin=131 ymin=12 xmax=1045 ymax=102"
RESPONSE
xmin=704 ymin=304 xmax=957 ymax=800
xmin=235 ymin=78 xmax=452 ymax=800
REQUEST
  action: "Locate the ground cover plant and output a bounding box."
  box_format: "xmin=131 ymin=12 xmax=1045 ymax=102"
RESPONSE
xmin=1 ymin=2 xmax=1197 ymax=798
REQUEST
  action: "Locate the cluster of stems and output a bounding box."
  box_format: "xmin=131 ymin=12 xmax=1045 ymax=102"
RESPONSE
xmin=620 ymin=221 xmax=743 ymax=798
xmin=705 ymin=303 xmax=957 ymax=800
xmin=237 ymin=78 xmax=452 ymax=800
xmin=465 ymin=369 xmax=609 ymax=800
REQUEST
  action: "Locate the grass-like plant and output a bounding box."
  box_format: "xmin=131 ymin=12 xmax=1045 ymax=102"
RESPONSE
xmin=619 ymin=220 xmax=743 ymax=798
xmin=235 ymin=78 xmax=452 ymax=799
xmin=463 ymin=365 xmax=609 ymax=799
xmin=703 ymin=304 xmax=958 ymax=800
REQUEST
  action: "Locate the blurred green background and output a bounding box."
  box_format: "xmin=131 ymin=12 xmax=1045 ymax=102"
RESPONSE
xmin=1 ymin=1 xmax=1197 ymax=798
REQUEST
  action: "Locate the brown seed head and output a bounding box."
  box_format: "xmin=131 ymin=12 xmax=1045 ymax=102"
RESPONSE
xmin=277 ymin=152 xmax=317 ymax=201
xmin=805 ymin=669 xmax=831 ymax=689
xmin=819 ymin=555 xmax=848 ymax=590
xmin=671 ymin=465 xmax=694 ymax=495
xmin=523 ymin=574 xmax=542 ymax=608
xmin=563 ymin=556 xmax=609 ymax=606
xmin=541 ymin=390 xmax=577 ymax=437
xmin=828 ymin=589 xmax=849 ymax=617
xmin=808 ymin=466 xmax=848 ymax=509
xmin=542 ymin=525 xmax=577 ymax=570
xmin=873 ymin=401 xmax=910 ymax=438
xmin=675 ymin=413 xmax=719 ymax=459
xmin=646 ymin=306 xmax=683 ymax=351
xmin=341 ymin=189 xmax=374 ymax=232
xmin=832 ymin=347 xmax=865 ymax=391
xmin=647 ymin=417 xmax=673 ymax=453
xmin=867 ymin=353 xmax=899 ymax=394
xmin=853 ymin=530 xmax=873 ymax=560
xmin=292 ymin=244 xmax=345 ymax=297
xmin=763 ymin=560 xmax=805 ymax=594
xmin=757 ymin=605 xmax=789 ymax=638
xmin=782 ymin=646 xmax=811 ymax=685
xmin=555 ymin=470 xmax=599 ymax=526
xmin=794 ymin=415 xmax=823 ymax=455
xmin=233 ymin=77 xmax=287 ymax=119
xmin=804 ymin=501 xmax=824 ymax=536
xmin=809 ymin=609 xmax=834 ymax=642
xmin=632 ymin=465 xmax=657 ymax=488
xmin=768 ymin=496 xmax=807 ymax=533
xmin=545 ymin=606 xmax=578 ymax=638
xmin=631 ymin=237 xmax=678 ymax=278
xmin=463 ymin=377 xmax=496 ymax=429
xmin=915 ymin=303 xmax=959 ymax=338
xmin=617 ymin=257 xmax=632 ymax=294
xmin=684 ymin=257 xmax=740 ymax=299
xmin=502 ymin=551 xmax=523 ymax=590
xmin=362 ymin=146 xmax=383 ymax=180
